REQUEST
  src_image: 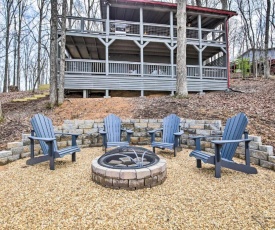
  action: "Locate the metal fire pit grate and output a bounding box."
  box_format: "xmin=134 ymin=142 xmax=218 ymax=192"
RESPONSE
xmin=97 ymin=146 xmax=160 ymax=169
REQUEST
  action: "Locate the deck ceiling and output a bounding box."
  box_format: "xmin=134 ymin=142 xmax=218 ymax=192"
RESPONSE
xmin=100 ymin=0 xmax=233 ymax=29
xmin=65 ymin=35 xmax=222 ymax=62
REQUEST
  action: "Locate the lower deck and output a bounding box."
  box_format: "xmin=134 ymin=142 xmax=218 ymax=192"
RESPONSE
xmin=64 ymin=59 xmax=228 ymax=96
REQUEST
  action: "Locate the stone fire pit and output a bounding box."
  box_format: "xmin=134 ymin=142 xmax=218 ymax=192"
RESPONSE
xmin=91 ymin=146 xmax=167 ymax=190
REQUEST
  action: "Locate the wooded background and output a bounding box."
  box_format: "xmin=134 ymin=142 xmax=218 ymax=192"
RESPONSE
xmin=0 ymin=0 xmax=274 ymax=93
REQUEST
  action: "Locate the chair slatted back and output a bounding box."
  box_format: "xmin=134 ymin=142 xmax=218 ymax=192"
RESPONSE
xmin=104 ymin=114 xmax=121 ymax=142
xmin=162 ymin=114 xmax=181 ymax=143
xmin=221 ymin=113 xmax=248 ymax=160
xmin=31 ymin=114 xmax=58 ymax=155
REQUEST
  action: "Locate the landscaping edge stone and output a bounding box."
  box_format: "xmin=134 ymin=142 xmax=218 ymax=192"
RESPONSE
xmin=0 ymin=118 xmax=274 ymax=171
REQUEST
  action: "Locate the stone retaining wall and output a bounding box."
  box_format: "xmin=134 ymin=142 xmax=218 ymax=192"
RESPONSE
xmin=0 ymin=118 xmax=274 ymax=171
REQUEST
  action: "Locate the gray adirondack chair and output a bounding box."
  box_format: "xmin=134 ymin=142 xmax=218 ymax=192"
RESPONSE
xmin=26 ymin=114 xmax=80 ymax=170
xmin=148 ymin=114 xmax=183 ymax=157
xmin=99 ymin=114 xmax=133 ymax=152
xmin=189 ymin=113 xmax=257 ymax=178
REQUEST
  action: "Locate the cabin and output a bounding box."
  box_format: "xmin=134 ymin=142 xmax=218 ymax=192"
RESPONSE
xmin=57 ymin=0 xmax=237 ymax=97
xmin=232 ymin=48 xmax=275 ymax=75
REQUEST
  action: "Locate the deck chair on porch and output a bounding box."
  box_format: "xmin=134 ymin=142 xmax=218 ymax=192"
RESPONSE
xmin=189 ymin=112 xmax=257 ymax=178
xmin=148 ymin=114 xmax=183 ymax=157
xmin=26 ymin=114 xmax=80 ymax=170
xmin=99 ymin=114 xmax=133 ymax=152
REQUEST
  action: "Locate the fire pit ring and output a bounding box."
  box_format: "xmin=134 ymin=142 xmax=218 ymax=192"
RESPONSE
xmin=91 ymin=146 xmax=167 ymax=190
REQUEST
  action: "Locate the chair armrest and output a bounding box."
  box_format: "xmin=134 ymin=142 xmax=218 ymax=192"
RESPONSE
xmin=190 ymin=135 xmax=222 ymax=140
xmin=148 ymin=128 xmax=163 ymax=134
xmin=54 ymin=132 xmax=79 ymax=137
xmin=212 ymin=138 xmax=252 ymax=163
xmin=148 ymin=129 xmax=163 ymax=143
xmin=211 ymin=138 xmax=252 ymax=145
xmin=99 ymin=130 xmax=107 ymax=135
xmin=126 ymin=130 xmax=134 ymax=134
xmin=28 ymin=136 xmax=56 ymax=142
xmin=174 ymin=131 xmax=184 ymax=136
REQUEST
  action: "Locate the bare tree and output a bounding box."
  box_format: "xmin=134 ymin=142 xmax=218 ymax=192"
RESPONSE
xmin=238 ymin=0 xmax=257 ymax=76
xmin=16 ymin=0 xmax=26 ymax=90
xmin=176 ymin=0 xmax=188 ymax=97
xmin=13 ymin=16 xmax=17 ymax=87
xmin=36 ymin=0 xmax=47 ymax=89
xmin=3 ymin=1 xmax=15 ymax=92
xmin=58 ymin=0 xmax=67 ymax=104
xmin=49 ymin=0 xmax=58 ymax=106
xmin=264 ymin=0 xmax=271 ymax=78
xmin=196 ymin=0 xmax=202 ymax=6
xmin=220 ymin=0 xmax=228 ymax=10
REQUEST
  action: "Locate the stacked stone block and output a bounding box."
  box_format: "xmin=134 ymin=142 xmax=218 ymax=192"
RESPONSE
xmin=0 ymin=118 xmax=274 ymax=171
xmin=91 ymin=156 xmax=167 ymax=190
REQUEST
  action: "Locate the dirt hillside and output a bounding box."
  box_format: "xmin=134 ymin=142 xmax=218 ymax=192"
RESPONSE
xmin=0 ymin=78 xmax=274 ymax=152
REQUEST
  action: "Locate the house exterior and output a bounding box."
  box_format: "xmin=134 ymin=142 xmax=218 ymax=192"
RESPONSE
xmin=58 ymin=0 xmax=237 ymax=97
xmin=233 ymin=48 xmax=275 ymax=75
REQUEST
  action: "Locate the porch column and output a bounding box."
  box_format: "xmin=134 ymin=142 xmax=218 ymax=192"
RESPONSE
xmin=140 ymin=8 xmax=143 ymax=44
xmin=165 ymin=42 xmax=177 ymax=95
xmin=225 ymin=17 xmax=230 ymax=88
xmin=170 ymin=11 xmax=174 ymax=45
xmin=170 ymin=11 xmax=175 ymax=95
xmin=83 ymin=90 xmax=88 ymax=98
xmin=134 ymin=41 xmax=149 ymax=97
xmin=198 ymin=14 xmax=203 ymax=93
xmin=140 ymin=7 xmax=144 ymax=97
xmin=106 ymin=3 xmax=110 ymax=37
xmin=99 ymin=38 xmax=115 ymax=98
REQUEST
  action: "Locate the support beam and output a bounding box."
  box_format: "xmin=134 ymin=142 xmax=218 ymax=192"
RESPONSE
xmin=170 ymin=11 xmax=174 ymax=45
xmin=198 ymin=14 xmax=203 ymax=93
xmin=83 ymin=90 xmax=88 ymax=98
xmin=104 ymin=89 xmax=110 ymax=98
xmin=165 ymin=42 xmax=177 ymax=79
xmin=140 ymin=8 xmax=143 ymax=44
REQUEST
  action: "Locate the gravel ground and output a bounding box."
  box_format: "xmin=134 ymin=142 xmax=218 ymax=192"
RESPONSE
xmin=0 ymin=147 xmax=275 ymax=229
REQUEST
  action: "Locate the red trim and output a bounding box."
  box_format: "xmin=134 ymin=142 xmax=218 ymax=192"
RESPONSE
xmin=112 ymin=0 xmax=237 ymax=18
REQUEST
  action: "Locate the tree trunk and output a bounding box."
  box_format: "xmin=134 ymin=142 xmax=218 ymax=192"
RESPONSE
xmin=176 ymin=0 xmax=188 ymax=97
xmin=3 ymin=2 xmax=13 ymax=92
xmin=0 ymin=102 xmax=3 ymax=121
xmin=16 ymin=1 xmax=24 ymax=90
xmin=58 ymin=0 xmax=67 ymax=104
xmin=196 ymin=0 xmax=202 ymax=6
xmin=220 ymin=0 xmax=228 ymax=10
xmin=36 ymin=0 xmax=44 ymax=88
xmin=264 ymin=0 xmax=271 ymax=78
xmin=49 ymin=0 xmax=58 ymax=107
xmin=13 ymin=18 xmax=17 ymax=86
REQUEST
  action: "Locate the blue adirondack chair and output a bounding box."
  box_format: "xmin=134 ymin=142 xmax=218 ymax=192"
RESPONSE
xmin=99 ymin=114 xmax=133 ymax=152
xmin=148 ymin=114 xmax=183 ymax=157
xmin=26 ymin=114 xmax=80 ymax=170
xmin=189 ymin=113 xmax=257 ymax=178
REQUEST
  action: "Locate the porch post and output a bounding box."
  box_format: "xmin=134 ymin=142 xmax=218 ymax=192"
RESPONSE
xmin=170 ymin=11 xmax=174 ymax=45
xmin=140 ymin=7 xmax=144 ymax=97
xmin=198 ymin=14 xmax=203 ymax=94
xmin=170 ymin=11 xmax=175 ymax=95
xmin=105 ymin=3 xmax=110 ymax=97
xmin=106 ymin=4 xmax=110 ymax=37
xmin=83 ymin=90 xmax=87 ymax=98
xmin=225 ymin=18 xmax=230 ymax=88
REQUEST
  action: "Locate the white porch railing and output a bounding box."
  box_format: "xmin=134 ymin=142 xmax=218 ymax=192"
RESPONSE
xmin=58 ymin=16 xmax=225 ymax=44
xmin=64 ymin=59 xmax=227 ymax=79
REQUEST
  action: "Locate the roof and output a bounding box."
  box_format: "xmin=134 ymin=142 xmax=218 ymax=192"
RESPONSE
xmin=102 ymin=0 xmax=237 ymax=18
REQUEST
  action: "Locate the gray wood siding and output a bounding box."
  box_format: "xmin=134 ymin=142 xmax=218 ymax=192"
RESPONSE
xmin=64 ymin=74 xmax=227 ymax=92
